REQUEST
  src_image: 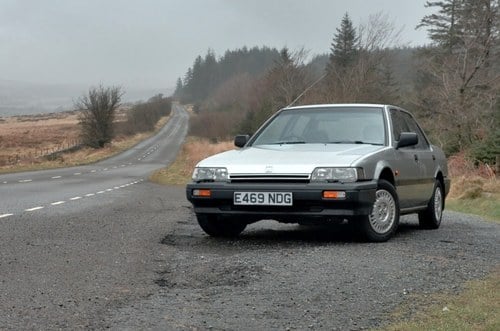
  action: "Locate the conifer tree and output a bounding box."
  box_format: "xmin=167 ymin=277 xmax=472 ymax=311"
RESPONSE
xmin=328 ymin=13 xmax=359 ymax=71
xmin=417 ymin=0 xmax=462 ymax=49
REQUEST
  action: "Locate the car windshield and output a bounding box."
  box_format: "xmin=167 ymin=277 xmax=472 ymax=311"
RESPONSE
xmin=251 ymin=106 xmax=386 ymax=146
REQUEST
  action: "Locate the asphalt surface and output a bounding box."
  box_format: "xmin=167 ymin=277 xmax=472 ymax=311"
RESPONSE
xmin=1 ymin=105 xmax=499 ymax=330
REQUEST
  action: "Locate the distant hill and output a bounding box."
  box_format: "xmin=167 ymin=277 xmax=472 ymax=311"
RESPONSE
xmin=0 ymin=80 xmax=172 ymax=116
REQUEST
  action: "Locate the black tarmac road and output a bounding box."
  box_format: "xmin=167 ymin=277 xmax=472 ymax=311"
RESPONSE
xmin=0 ymin=104 xmax=499 ymax=330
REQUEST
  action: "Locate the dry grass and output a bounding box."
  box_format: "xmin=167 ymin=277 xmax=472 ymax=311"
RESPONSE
xmin=150 ymin=137 xmax=234 ymax=185
xmin=0 ymin=112 xmax=80 ymax=167
xmin=445 ymin=153 xmax=500 ymax=222
xmin=0 ymin=111 xmax=169 ymax=173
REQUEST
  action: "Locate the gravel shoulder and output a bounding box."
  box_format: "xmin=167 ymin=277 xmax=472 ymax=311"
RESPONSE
xmin=101 ymin=185 xmax=499 ymax=330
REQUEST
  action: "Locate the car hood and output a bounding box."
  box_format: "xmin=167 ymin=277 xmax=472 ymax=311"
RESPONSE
xmin=196 ymin=144 xmax=385 ymax=175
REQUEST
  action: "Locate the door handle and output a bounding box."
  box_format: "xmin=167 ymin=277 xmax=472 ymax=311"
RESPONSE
xmin=414 ymin=154 xmax=419 ymax=161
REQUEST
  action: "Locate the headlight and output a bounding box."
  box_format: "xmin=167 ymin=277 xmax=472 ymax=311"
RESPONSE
xmin=311 ymin=167 xmax=363 ymax=183
xmin=192 ymin=167 xmax=228 ymax=182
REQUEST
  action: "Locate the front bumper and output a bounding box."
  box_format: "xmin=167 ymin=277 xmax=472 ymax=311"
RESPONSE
xmin=186 ymin=181 xmax=377 ymax=223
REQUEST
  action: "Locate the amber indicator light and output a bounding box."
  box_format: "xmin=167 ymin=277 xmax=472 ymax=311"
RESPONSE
xmin=323 ymin=191 xmax=346 ymax=199
xmin=193 ymin=189 xmax=211 ymax=197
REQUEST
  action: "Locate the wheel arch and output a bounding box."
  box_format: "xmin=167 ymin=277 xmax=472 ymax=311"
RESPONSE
xmin=373 ymin=162 xmax=395 ymax=186
xmin=435 ymin=171 xmax=446 ymax=208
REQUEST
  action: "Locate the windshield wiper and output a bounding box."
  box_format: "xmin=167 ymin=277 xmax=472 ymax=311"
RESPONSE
xmin=328 ymin=141 xmax=384 ymax=146
xmin=272 ymin=141 xmax=306 ymax=145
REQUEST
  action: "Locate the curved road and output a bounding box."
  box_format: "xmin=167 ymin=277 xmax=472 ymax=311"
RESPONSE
xmin=0 ymin=104 xmax=188 ymax=219
xmin=0 ymin=104 xmax=499 ymax=330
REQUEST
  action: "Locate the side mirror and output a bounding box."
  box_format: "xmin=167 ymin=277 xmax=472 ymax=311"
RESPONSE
xmin=234 ymin=135 xmax=250 ymax=148
xmin=396 ymin=132 xmax=418 ymax=149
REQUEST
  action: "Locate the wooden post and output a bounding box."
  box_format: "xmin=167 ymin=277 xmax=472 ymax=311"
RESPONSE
xmin=496 ymin=155 xmax=500 ymax=178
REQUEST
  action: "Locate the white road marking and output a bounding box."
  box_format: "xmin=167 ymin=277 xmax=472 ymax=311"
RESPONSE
xmin=112 ymin=166 xmax=117 ymax=169
xmin=25 ymin=206 xmax=44 ymax=212
xmin=19 ymin=179 xmax=32 ymax=183
xmin=0 ymin=213 xmax=14 ymax=218
xmin=51 ymin=176 xmax=62 ymax=179
xmin=74 ymin=172 xmax=81 ymax=175
xmin=104 ymin=168 xmax=108 ymax=171
xmin=2 ymin=181 xmax=7 ymax=184
xmin=120 ymin=165 xmax=126 ymax=167
xmin=91 ymin=170 xmax=96 ymax=173
xmin=18 ymin=181 xmax=144 ymax=212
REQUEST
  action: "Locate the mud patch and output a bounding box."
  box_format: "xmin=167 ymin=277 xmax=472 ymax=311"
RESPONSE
xmin=155 ymin=262 xmax=265 ymax=289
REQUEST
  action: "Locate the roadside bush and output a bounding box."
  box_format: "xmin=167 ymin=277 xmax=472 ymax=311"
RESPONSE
xmin=124 ymin=95 xmax=172 ymax=135
xmin=76 ymin=85 xmax=123 ymax=148
xmin=471 ymin=130 xmax=500 ymax=165
xmin=189 ymin=110 xmax=244 ymax=141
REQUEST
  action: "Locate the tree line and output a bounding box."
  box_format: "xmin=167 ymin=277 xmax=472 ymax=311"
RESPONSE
xmin=175 ymin=0 xmax=499 ymax=164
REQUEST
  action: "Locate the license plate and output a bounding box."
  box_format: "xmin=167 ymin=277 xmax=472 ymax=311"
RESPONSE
xmin=234 ymin=192 xmax=293 ymax=206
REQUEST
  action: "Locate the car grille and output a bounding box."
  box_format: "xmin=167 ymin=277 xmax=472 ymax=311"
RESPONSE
xmin=229 ymin=174 xmax=310 ymax=184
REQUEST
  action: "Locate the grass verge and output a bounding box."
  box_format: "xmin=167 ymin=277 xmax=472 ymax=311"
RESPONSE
xmin=446 ymin=176 xmax=500 ymax=223
xmin=150 ymin=137 xmax=234 ymax=186
xmin=447 ymin=196 xmax=500 ymax=223
xmin=380 ymin=270 xmax=500 ymax=331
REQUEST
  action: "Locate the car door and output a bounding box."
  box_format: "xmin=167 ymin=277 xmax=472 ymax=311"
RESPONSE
xmin=389 ymin=109 xmax=425 ymax=209
xmin=399 ymin=111 xmax=435 ymax=204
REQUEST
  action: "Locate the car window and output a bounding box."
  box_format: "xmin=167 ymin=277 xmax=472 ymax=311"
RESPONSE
xmin=400 ymin=111 xmax=430 ymax=149
xmin=390 ymin=109 xmax=430 ymax=150
xmin=390 ymin=109 xmax=410 ymax=142
xmin=252 ymin=107 xmax=386 ymax=145
xmin=252 ymin=112 xmax=312 ymax=143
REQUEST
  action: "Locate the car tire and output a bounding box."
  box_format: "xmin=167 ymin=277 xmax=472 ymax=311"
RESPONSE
xmin=357 ymin=180 xmax=400 ymax=242
xmin=418 ymin=180 xmax=443 ymax=229
xmin=196 ymin=214 xmax=247 ymax=237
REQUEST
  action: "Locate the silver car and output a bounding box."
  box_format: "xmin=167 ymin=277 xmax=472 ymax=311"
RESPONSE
xmin=186 ymin=104 xmax=450 ymax=242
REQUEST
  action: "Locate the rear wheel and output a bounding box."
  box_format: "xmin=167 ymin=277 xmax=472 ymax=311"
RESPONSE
xmin=196 ymin=214 xmax=247 ymax=237
xmin=357 ymin=180 xmax=400 ymax=242
xmin=418 ymin=181 xmax=443 ymax=229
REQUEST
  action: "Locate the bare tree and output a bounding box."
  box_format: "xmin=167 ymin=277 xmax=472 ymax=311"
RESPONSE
xmin=414 ymin=0 xmax=500 ymax=152
xmin=267 ymin=47 xmax=311 ymax=108
xmin=324 ymin=12 xmax=402 ymax=103
xmin=76 ymin=85 xmax=123 ymax=148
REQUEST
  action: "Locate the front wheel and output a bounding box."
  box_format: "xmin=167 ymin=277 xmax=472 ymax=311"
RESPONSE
xmin=356 ymin=180 xmax=400 ymax=242
xmin=418 ymin=181 xmax=443 ymax=229
xmin=196 ymin=214 xmax=247 ymax=237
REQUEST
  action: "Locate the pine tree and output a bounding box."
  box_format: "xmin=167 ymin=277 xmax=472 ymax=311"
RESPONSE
xmin=417 ymin=0 xmax=463 ymax=49
xmin=328 ymin=13 xmax=359 ymax=71
xmin=174 ymin=78 xmax=183 ymax=98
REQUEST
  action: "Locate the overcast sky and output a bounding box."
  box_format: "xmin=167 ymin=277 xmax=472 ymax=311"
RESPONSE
xmin=0 ymin=0 xmax=433 ymax=90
